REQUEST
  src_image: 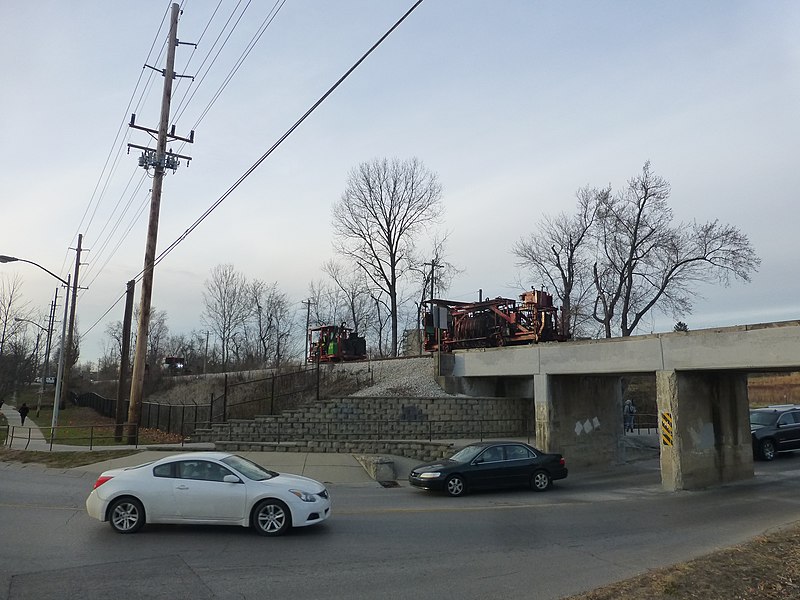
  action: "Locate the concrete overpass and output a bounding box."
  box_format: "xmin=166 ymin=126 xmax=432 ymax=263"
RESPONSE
xmin=439 ymin=320 xmax=800 ymax=491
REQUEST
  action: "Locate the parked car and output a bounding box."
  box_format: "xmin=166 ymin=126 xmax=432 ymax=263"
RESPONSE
xmin=408 ymin=441 xmax=568 ymax=497
xmin=750 ymin=405 xmax=800 ymax=461
xmin=86 ymin=452 xmax=331 ymax=536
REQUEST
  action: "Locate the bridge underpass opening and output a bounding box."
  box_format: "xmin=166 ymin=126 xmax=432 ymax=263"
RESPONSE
xmin=532 ymin=371 xmax=754 ymax=491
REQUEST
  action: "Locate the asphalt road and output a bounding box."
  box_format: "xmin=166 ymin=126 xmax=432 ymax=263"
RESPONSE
xmin=2 ymin=456 xmax=800 ymax=600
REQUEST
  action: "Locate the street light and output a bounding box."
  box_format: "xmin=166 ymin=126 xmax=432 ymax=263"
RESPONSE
xmin=14 ymin=317 xmax=54 ymax=417
xmin=1 ymin=254 xmax=71 ymax=436
xmin=0 ymin=255 xmax=69 ymax=286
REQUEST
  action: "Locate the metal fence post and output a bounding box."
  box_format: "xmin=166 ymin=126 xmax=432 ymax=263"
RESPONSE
xmin=270 ymin=373 xmax=275 ymax=414
xmin=223 ymin=374 xmax=228 ymax=422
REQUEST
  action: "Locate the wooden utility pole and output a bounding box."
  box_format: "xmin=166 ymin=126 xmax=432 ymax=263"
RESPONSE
xmin=35 ymin=290 xmax=57 ymax=417
xmin=59 ymin=233 xmax=84 ymax=411
xmin=128 ymin=3 xmax=193 ymax=443
xmin=115 ymin=279 xmax=135 ymax=440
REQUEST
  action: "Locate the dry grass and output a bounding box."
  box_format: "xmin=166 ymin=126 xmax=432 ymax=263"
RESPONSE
xmin=0 ymin=447 xmax=142 ymax=468
xmin=565 ymin=523 xmax=800 ymax=599
xmin=749 ymin=372 xmax=800 ymax=407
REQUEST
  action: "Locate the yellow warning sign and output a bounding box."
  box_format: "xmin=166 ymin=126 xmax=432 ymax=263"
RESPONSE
xmin=661 ymin=412 xmax=674 ymax=446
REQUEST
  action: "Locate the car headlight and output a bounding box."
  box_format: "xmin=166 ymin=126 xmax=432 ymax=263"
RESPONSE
xmin=289 ymin=489 xmax=317 ymax=502
xmin=418 ymin=472 xmax=441 ymax=480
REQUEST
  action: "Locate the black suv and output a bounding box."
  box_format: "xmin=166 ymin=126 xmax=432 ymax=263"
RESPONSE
xmin=750 ymin=405 xmax=800 ymax=461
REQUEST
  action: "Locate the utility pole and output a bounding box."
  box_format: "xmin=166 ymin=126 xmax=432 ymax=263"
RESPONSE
xmin=115 ymin=279 xmax=135 ymax=440
xmin=35 ymin=291 xmax=57 ymax=417
xmin=127 ymin=2 xmax=194 ymax=443
xmin=59 ymin=233 xmax=85 ymax=411
xmin=302 ymin=299 xmax=312 ymax=363
xmin=51 ymin=274 xmax=70 ymax=439
xmin=203 ymin=331 xmax=209 ymax=374
xmin=423 ymin=260 xmax=439 ymax=355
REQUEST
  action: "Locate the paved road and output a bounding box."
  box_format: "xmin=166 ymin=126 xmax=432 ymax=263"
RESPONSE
xmin=2 ymin=453 xmax=800 ymax=600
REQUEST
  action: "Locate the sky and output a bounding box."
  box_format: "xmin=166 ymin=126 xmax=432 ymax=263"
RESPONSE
xmin=1 ymin=0 xmax=798 ymax=364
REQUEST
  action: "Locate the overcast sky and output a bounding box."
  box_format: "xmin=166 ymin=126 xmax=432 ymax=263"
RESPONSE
xmin=1 ymin=1 xmax=798 ymax=364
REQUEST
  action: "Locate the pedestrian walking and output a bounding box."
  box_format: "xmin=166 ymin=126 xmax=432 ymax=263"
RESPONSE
xmin=18 ymin=402 xmax=30 ymax=426
xmin=623 ymin=399 xmax=636 ymax=433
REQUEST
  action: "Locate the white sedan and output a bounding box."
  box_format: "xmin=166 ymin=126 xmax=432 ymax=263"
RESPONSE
xmin=86 ymin=451 xmax=331 ymax=536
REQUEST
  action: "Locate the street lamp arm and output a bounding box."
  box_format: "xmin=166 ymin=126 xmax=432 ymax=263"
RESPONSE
xmin=14 ymin=317 xmax=49 ymax=333
xmin=0 ymin=255 xmax=70 ymax=286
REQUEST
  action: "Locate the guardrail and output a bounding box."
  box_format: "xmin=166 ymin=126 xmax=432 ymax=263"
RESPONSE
xmin=626 ymin=413 xmax=658 ymax=434
xmin=2 ymin=424 xmax=147 ymax=451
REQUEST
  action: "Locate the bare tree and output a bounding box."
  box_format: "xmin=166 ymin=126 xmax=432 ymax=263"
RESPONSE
xmin=0 ymin=274 xmax=34 ymax=401
xmin=592 ymin=162 xmax=760 ymax=337
xmin=322 ymin=260 xmax=371 ymax=335
xmin=104 ymin=320 xmax=125 ymax=362
xmin=369 ymin=291 xmax=392 ymax=357
xmin=513 ymin=186 xmax=603 ymax=339
xmin=250 ymin=280 xmax=295 ymax=368
xmin=164 ymin=331 xmax=208 ymax=373
xmin=202 ymin=264 xmax=250 ymax=370
xmin=0 ymin=273 xmax=30 ymax=357
xmin=408 ymin=234 xmax=460 ymax=353
xmin=306 ymin=279 xmax=345 ymax=328
xmin=105 ymin=306 xmax=168 ymax=373
xmin=514 ymin=162 xmax=760 ymax=339
xmin=332 ymin=157 xmax=443 ymax=356
xmin=142 ymin=308 xmax=169 ymax=371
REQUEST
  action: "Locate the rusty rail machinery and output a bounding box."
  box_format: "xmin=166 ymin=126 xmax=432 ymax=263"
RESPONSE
xmin=422 ymin=289 xmax=563 ymax=352
xmin=307 ymin=323 xmax=367 ymax=363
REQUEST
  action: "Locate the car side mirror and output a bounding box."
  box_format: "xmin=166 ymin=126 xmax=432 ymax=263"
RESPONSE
xmin=223 ymin=475 xmax=242 ymax=484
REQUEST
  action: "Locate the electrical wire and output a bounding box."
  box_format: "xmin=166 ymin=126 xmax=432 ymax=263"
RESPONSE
xmin=82 ymin=0 xmax=425 ymax=338
xmin=178 ymin=0 xmax=286 ymax=130
xmin=171 ymin=0 xmax=249 ymax=123
xmin=80 ymin=1 xmax=250 ymax=288
xmin=149 ymin=0 xmax=425 ymax=276
xmin=61 ymin=1 xmax=173 ymax=274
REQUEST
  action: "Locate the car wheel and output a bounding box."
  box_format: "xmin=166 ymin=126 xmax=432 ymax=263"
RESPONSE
xmin=108 ymin=497 xmax=145 ymax=534
xmin=760 ymin=439 xmax=777 ymax=461
xmin=445 ymin=475 xmax=466 ymax=497
xmin=252 ymin=499 xmax=291 ymax=536
xmin=530 ymin=470 xmax=552 ymax=492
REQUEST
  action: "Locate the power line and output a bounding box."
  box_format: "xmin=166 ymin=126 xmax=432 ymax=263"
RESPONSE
xmin=62 ymin=1 xmax=173 ymax=274
xmin=177 ymin=0 xmax=287 ymax=130
xmin=83 ymin=0 xmax=426 ymax=339
xmin=79 ymin=1 xmax=255 ymax=287
xmin=149 ymin=0 xmax=425 ymax=276
xmin=171 ymin=0 xmax=251 ymax=124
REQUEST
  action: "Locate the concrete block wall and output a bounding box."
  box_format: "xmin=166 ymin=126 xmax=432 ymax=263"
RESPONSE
xmin=211 ymin=439 xmax=457 ymax=462
xmin=193 ymin=395 xmax=531 ymax=448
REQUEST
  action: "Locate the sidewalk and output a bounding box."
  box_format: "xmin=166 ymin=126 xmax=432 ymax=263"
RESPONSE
xmin=1 ymin=402 xmax=57 ymax=451
xmin=1 ymin=402 xmax=375 ymax=483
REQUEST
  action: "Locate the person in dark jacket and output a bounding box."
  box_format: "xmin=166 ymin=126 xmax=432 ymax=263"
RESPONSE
xmin=18 ymin=403 xmax=30 ymax=426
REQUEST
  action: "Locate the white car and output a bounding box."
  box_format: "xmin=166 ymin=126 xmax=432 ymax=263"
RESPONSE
xmin=86 ymin=451 xmax=331 ymax=536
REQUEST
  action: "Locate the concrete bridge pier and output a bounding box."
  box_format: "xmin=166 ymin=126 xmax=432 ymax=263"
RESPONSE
xmin=535 ymin=374 xmax=624 ymax=468
xmin=656 ymin=370 xmax=753 ymax=491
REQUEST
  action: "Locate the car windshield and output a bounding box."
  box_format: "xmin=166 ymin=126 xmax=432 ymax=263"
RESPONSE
xmin=221 ymin=455 xmax=278 ymax=481
xmin=750 ymin=411 xmax=778 ymax=427
xmin=449 ymin=445 xmax=484 ymax=463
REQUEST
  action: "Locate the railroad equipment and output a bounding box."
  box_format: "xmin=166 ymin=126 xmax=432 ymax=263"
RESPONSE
xmin=422 ymin=289 xmax=563 ymax=352
xmin=307 ymin=323 xmax=367 ymax=363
